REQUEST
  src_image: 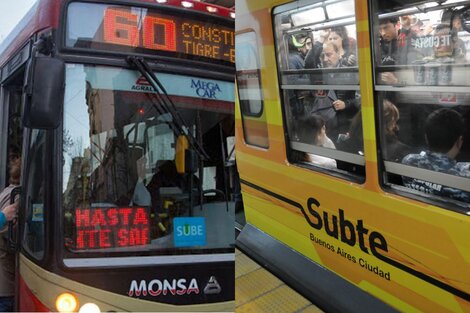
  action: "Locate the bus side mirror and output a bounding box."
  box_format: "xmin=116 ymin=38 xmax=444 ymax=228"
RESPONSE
xmin=23 ymin=57 xmax=65 ymax=129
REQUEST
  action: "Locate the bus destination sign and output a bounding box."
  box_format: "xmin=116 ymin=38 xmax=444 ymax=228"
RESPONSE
xmin=102 ymin=8 xmax=235 ymax=63
xmin=75 ymin=207 xmax=150 ymax=250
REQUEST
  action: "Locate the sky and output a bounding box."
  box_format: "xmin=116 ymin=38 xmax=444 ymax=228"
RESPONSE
xmin=0 ymin=0 xmax=37 ymax=44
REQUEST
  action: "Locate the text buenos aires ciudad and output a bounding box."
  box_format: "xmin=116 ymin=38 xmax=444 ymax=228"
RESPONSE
xmin=306 ymin=197 xmax=391 ymax=280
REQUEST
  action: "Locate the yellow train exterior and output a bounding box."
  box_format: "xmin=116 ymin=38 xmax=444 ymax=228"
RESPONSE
xmin=235 ymin=0 xmax=470 ymax=312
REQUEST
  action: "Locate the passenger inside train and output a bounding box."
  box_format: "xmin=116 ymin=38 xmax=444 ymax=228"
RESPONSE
xmin=374 ymin=4 xmax=470 ymax=205
xmin=276 ymin=0 xmax=470 ymax=202
xmin=401 ymin=108 xmax=470 ymax=202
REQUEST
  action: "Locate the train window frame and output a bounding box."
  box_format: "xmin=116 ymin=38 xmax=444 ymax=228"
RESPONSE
xmin=273 ymin=0 xmax=366 ymax=182
xmin=371 ymin=0 xmax=470 ymax=212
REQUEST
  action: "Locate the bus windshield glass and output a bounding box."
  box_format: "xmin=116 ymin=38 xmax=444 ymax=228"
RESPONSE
xmin=62 ymin=64 xmax=235 ymax=255
xmin=65 ymin=2 xmax=235 ymax=65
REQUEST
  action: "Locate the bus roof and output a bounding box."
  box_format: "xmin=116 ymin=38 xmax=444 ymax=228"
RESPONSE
xmin=0 ymin=0 xmax=234 ymax=68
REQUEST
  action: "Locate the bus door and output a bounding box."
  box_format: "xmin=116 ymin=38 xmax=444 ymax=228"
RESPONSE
xmin=0 ymin=38 xmax=34 ymax=311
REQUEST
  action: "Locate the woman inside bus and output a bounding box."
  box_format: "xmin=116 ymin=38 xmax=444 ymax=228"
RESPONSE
xmin=383 ymin=99 xmax=412 ymax=162
xmin=0 ymin=155 xmax=21 ymax=312
xmin=298 ymin=114 xmax=337 ymax=169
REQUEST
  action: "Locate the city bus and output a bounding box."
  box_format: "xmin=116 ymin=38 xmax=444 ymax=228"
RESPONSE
xmin=235 ymin=0 xmax=470 ymax=312
xmin=0 ymin=0 xmax=236 ymax=311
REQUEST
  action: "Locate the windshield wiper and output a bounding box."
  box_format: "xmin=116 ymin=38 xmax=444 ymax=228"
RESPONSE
xmin=126 ymin=56 xmax=209 ymax=161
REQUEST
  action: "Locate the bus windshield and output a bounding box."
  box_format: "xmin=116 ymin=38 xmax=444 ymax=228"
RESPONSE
xmin=62 ymin=64 xmax=235 ymax=255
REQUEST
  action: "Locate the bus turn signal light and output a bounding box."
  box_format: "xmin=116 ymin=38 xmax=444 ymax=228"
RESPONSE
xmin=56 ymin=293 xmax=78 ymax=313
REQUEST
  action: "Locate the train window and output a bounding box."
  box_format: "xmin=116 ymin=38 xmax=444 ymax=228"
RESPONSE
xmin=23 ymin=129 xmax=47 ymax=260
xmin=236 ymin=32 xmax=269 ymax=148
xmin=372 ymin=0 xmax=470 ymax=209
xmin=273 ymin=0 xmax=365 ymax=180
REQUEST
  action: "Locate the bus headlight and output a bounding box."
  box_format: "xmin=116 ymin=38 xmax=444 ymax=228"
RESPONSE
xmin=79 ymin=303 xmax=101 ymax=313
xmin=56 ymin=293 xmax=78 ymax=313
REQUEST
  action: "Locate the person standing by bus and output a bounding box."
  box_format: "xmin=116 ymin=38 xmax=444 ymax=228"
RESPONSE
xmin=0 ymin=156 xmax=21 ymax=312
xmin=0 ymin=204 xmax=18 ymax=230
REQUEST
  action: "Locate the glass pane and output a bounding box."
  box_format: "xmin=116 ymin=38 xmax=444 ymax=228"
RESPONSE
xmin=23 ymin=129 xmax=46 ymax=259
xmin=373 ymin=0 xmax=470 ymax=86
xmin=326 ymin=1 xmax=355 ymax=20
xmin=274 ymin=0 xmax=364 ymax=176
xmin=235 ymin=32 xmax=270 ymax=148
xmin=285 ymin=88 xmax=362 ymax=146
xmin=236 ymin=32 xmax=263 ymax=116
xmin=373 ymin=0 xmax=470 ymax=206
xmin=63 ymin=64 xmax=235 ymax=255
xmin=291 ymin=7 xmax=325 ymax=26
xmin=377 ymin=90 xmax=470 ymax=202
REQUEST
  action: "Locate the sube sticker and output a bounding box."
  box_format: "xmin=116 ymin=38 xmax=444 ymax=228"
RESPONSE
xmin=173 ymin=217 xmax=206 ymax=247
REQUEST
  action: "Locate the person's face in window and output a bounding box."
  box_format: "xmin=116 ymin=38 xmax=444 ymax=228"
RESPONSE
xmin=453 ymin=17 xmax=462 ymax=31
xmin=379 ymin=22 xmax=398 ymax=42
xmin=298 ymin=38 xmax=312 ymax=56
xmin=322 ymin=44 xmax=340 ymax=68
xmin=328 ymin=32 xmax=343 ymax=51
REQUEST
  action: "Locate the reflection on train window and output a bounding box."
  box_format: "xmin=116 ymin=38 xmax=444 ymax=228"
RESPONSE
xmin=373 ymin=1 xmax=470 ymax=87
xmin=273 ymin=0 xmax=364 ymax=180
xmin=372 ymin=0 xmax=470 ymax=209
xmin=235 ymin=32 xmax=269 ymax=148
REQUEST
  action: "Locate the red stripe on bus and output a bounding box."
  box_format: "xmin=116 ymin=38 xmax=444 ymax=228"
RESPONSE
xmin=18 ymin=275 xmax=50 ymax=312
